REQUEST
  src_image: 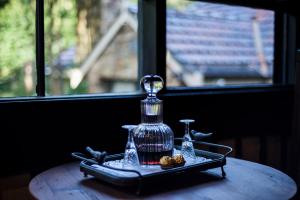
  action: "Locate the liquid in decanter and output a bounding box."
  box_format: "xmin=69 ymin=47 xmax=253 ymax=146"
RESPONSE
xmin=134 ymin=75 xmax=174 ymax=165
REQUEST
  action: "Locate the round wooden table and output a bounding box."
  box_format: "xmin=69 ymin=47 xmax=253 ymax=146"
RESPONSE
xmin=29 ymin=158 xmax=297 ymax=200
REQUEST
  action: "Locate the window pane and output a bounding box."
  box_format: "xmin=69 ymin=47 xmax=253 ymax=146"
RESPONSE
xmin=45 ymin=0 xmax=138 ymax=95
xmin=166 ymin=1 xmax=274 ymax=87
xmin=0 ymin=0 xmax=36 ymax=97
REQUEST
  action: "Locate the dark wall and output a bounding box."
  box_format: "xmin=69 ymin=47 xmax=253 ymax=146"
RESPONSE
xmin=0 ymin=86 xmax=293 ymax=176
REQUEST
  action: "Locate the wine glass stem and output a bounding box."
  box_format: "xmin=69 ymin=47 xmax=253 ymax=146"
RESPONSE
xmin=129 ymin=130 xmax=133 ymax=142
xmin=184 ymin=123 xmax=190 ymax=141
xmin=127 ymin=132 xmax=131 ymax=143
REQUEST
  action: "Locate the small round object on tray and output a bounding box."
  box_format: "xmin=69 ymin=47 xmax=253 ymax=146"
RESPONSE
xmin=160 ymin=154 xmax=186 ymax=169
xmin=160 ymin=156 xmax=174 ymax=169
xmin=173 ymin=154 xmax=186 ymax=167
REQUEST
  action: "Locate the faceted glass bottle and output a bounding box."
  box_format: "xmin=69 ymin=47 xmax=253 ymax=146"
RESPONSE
xmin=134 ymin=75 xmax=174 ymax=165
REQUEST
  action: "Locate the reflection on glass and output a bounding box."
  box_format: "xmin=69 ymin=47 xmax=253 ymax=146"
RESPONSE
xmin=167 ymin=1 xmax=274 ymax=87
xmin=44 ymin=0 xmax=138 ymax=95
xmin=0 ymin=0 xmax=36 ymax=97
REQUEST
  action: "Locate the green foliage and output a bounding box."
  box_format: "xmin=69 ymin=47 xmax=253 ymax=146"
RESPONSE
xmin=0 ymin=68 xmax=32 ymax=97
xmin=44 ymin=0 xmax=76 ymax=66
xmin=0 ymin=0 xmax=35 ymax=77
xmin=44 ymin=0 xmax=77 ymax=95
xmin=129 ymin=0 xmax=189 ymax=10
xmin=0 ymin=0 xmax=35 ymax=97
xmin=0 ymin=0 xmax=78 ymax=97
xmin=167 ymin=0 xmax=190 ymax=10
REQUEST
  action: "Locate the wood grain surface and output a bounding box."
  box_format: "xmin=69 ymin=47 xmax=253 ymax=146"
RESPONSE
xmin=29 ymin=158 xmax=297 ymax=200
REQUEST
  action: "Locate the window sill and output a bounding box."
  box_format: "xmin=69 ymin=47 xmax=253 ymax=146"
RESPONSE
xmin=0 ymin=84 xmax=293 ymax=104
xmin=163 ymin=84 xmax=293 ymax=96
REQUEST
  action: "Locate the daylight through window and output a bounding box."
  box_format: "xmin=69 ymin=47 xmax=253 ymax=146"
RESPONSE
xmin=166 ymin=1 xmax=274 ymax=87
xmin=44 ymin=0 xmax=138 ymax=95
xmin=0 ymin=0 xmax=36 ymax=97
xmin=0 ymin=0 xmax=278 ymax=98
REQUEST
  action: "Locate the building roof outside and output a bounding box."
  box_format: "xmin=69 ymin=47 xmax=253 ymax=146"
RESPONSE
xmin=56 ymin=1 xmax=274 ymax=81
xmin=165 ymin=2 xmax=274 ymax=78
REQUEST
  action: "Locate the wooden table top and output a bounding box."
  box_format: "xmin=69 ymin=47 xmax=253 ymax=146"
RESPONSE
xmin=29 ymin=158 xmax=297 ymax=200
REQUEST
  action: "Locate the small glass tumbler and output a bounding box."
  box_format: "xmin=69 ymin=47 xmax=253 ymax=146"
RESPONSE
xmin=180 ymin=119 xmax=196 ymax=160
xmin=122 ymin=125 xmax=140 ymax=168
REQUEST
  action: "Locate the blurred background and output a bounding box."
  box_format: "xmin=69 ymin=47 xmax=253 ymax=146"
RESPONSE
xmin=0 ymin=0 xmax=274 ymax=97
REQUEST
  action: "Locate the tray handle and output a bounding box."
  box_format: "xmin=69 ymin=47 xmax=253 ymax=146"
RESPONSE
xmin=71 ymin=152 xmax=99 ymax=165
xmin=174 ymin=138 xmax=233 ymax=160
xmin=77 ymin=154 xmax=144 ymax=195
xmin=193 ymin=140 xmax=233 ymax=158
xmin=72 ymin=152 xmax=143 ymax=179
xmin=72 ymin=152 xmax=143 ymax=177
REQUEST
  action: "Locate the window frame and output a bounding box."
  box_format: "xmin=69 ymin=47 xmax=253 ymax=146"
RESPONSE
xmin=0 ymin=0 xmax=296 ymax=102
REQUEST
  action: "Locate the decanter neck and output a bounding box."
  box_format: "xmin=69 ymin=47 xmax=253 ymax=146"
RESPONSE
xmin=141 ymin=97 xmax=163 ymax=123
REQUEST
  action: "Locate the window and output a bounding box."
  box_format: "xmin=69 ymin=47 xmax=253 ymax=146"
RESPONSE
xmin=44 ymin=0 xmax=138 ymax=95
xmin=0 ymin=0 xmax=294 ymax=99
xmin=0 ymin=0 xmax=36 ymax=97
xmin=166 ymin=1 xmax=275 ymax=87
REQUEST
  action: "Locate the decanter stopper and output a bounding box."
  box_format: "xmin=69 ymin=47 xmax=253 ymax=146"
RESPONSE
xmin=140 ymin=75 xmax=164 ymax=98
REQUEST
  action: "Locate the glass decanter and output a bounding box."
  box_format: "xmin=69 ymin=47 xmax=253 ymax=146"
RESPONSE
xmin=133 ymin=75 xmax=174 ymax=165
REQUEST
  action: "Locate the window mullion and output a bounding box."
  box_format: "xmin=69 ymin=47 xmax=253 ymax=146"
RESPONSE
xmin=36 ymin=0 xmax=46 ymax=96
xmin=285 ymin=14 xmax=297 ymax=84
xmin=273 ymin=11 xmax=286 ymax=84
xmin=138 ymin=0 xmax=166 ymax=84
xmin=273 ymin=12 xmax=297 ymax=85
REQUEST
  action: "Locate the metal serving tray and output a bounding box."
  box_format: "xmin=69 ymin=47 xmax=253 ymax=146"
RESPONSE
xmin=72 ymin=138 xmax=232 ymax=195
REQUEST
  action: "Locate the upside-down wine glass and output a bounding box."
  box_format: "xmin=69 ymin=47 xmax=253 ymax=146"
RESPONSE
xmin=122 ymin=125 xmax=140 ymax=168
xmin=180 ymin=119 xmax=196 ymax=160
